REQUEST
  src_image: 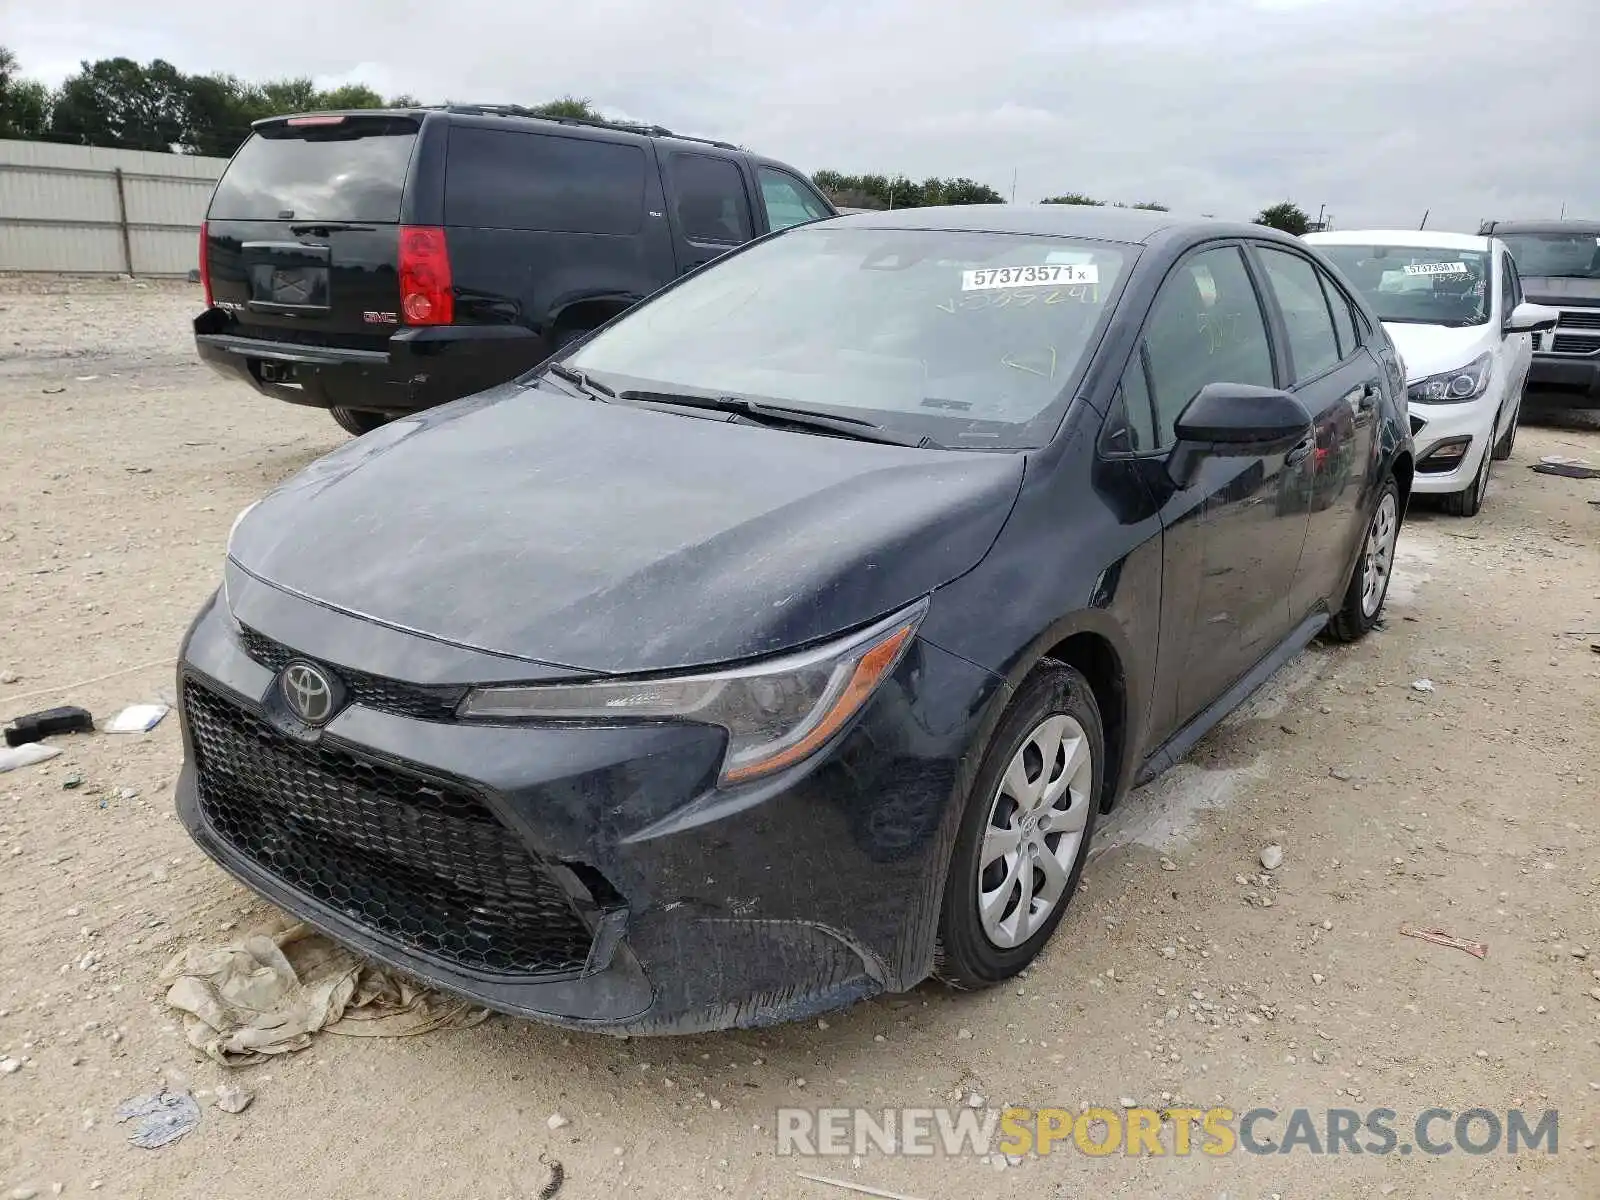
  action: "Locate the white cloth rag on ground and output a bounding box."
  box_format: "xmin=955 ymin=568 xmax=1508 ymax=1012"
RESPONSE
xmin=159 ymin=920 xmax=491 ymax=1066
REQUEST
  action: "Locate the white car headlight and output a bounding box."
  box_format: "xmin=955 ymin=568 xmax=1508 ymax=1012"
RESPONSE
xmin=460 ymin=601 xmax=926 ymax=786
xmin=1407 ymin=352 xmax=1492 ymax=404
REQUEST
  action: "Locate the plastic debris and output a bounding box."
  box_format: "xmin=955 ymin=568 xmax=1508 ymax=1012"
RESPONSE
xmin=115 ymin=1090 xmax=200 ymax=1149
xmin=104 ymin=704 xmax=169 ymax=734
xmin=0 ymin=743 xmax=61 ymax=773
xmin=4 ymin=706 xmax=94 ymax=747
xmin=1531 ymin=457 xmax=1600 ymax=480
xmin=1410 ymin=679 xmax=1434 ymax=693
xmin=160 ymin=920 xmax=490 ymax=1067
xmin=1400 ymin=925 xmax=1488 ymax=960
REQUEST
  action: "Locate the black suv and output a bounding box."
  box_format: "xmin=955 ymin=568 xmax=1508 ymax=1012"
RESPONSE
xmin=1481 ymin=219 xmax=1600 ymax=408
xmin=194 ymin=106 xmax=836 ymax=434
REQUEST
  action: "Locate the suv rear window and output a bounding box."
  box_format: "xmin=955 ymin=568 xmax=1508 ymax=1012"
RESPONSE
xmin=444 ymin=127 xmax=646 ymax=235
xmin=209 ymin=117 xmax=418 ymax=223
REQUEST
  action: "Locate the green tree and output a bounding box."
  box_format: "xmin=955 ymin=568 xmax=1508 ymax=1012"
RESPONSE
xmin=526 ymin=95 xmax=604 ymax=120
xmin=0 ymin=46 xmax=51 ymax=139
xmin=811 ymin=170 xmax=1003 ymax=209
xmin=1041 ymin=193 xmax=1104 ymax=206
xmin=1130 ymin=201 xmax=1169 ymax=211
xmin=48 ymin=57 xmax=188 ymax=150
xmin=1255 ymin=200 xmax=1311 ymax=235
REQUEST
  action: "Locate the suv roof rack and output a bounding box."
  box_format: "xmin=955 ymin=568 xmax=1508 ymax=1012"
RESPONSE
xmin=439 ymin=104 xmax=741 ymax=151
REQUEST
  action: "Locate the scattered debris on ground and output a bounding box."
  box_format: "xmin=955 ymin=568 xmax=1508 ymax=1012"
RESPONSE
xmin=103 ymin=703 xmax=169 ymax=734
xmin=114 ymin=1091 xmax=201 ymax=1149
xmin=3 ymin=705 xmax=94 ymax=746
xmin=1399 ymin=925 xmax=1490 ymax=960
xmin=159 ymin=920 xmax=491 ymax=1066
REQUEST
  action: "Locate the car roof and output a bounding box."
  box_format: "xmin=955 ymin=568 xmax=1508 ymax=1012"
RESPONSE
xmin=259 ymin=106 xmax=746 ymax=154
xmin=828 ymin=204 xmax=1276 ymax=246
xmin=1305 ymin=228 xmax=1493 ymax=252
xmin=1482 ymin=219 xmax=1600 ymax=236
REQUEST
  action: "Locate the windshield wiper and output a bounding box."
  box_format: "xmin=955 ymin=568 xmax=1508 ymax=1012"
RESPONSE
xmin=615 ymin=390 xmax=944 ymax=449
xmin=546 ymin=362 xmax=616 ymax=399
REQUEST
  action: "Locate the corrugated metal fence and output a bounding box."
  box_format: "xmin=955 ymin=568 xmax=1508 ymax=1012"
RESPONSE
xmin=0 ymin=140 xmax=227 ymax=276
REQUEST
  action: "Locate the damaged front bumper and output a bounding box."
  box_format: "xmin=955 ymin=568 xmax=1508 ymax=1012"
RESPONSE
xmin=174 ymin=578 xmax=1003 ymax=1035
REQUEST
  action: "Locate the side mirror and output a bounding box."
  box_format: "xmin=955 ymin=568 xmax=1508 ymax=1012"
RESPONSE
xmin=1167 ymin=382 xmax=1312 ymax=488
xmin=1505 ymin=301 xmax=1559 ymax=335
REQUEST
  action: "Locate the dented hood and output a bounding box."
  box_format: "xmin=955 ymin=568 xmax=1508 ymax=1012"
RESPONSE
xmin=228 ymin=384 xmax=1025 ymax=674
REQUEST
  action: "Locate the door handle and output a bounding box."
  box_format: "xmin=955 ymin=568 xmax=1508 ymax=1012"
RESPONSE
xmin=1345 ymin=384 xmax=1377 ymax=413
xmin=1286 ymin=436 xmax=1315 ymax=466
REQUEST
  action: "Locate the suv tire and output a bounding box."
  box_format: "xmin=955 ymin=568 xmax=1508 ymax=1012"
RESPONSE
xmin=330 ymin=407 xmax=392 ymax=437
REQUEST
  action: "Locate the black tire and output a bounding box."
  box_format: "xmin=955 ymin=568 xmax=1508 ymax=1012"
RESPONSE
xmin=933 ymin=662 xmax=1103 ymax=990
xmin=330 ymin=406 xmax=391 ymax=437
xmin=1327 ymin=476 xmax=1401 ymax=642
xmin=1439 ymin=447 xmax=1488 ymax=517
xmin=1491 ymin=406 xmax=1518 ymax=461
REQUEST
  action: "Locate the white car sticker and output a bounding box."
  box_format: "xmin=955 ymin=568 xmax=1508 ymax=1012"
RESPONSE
xmin=1402 ymin=261 xmax=1468 ymax=277
xmin=962 ymin=264 xmax=1099 ymax=291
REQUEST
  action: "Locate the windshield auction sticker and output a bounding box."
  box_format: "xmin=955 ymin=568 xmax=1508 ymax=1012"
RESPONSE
xmin=1402 ymin=262 xmax=1469 ymax=277
xmin=963 ymin=264 xmax=1100 ymax=291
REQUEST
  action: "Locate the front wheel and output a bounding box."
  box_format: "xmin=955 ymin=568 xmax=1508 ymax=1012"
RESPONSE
xmin=933 ymin=663 xmax=1102 ymax=989
xmin=1492 ymin=403 xmax=1519 ymax=461
xmin=1439 ymin=446 xmax=1489 ymax=517
xmin=1326 ymin=477 xmax=1400 ymax=643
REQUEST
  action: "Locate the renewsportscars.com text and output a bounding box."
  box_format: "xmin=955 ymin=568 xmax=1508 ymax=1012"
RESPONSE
xmin=775 ymin=1106 xmax=1560 ymax=1158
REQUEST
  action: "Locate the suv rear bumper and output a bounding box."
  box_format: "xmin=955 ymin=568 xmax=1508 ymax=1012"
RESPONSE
xmin=1526 ymin=353 xmax=1600 ymax=408
xmin=195 ymin=315 xmax=546 ymax=414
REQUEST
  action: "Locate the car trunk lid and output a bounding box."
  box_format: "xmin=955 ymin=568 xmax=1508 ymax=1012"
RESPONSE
xmin=204 ymin=114 xmax=421 ymax=348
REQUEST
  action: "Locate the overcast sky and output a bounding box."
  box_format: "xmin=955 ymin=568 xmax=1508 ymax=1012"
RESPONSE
xmin=6 ymin=0 xmax=1596 ymax=230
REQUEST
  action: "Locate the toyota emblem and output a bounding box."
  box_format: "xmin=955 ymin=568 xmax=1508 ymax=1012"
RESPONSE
xmin=281 ymin=662 xmax=338 ymax=725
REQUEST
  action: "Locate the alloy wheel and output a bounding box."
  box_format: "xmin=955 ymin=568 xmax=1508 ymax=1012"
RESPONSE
xmin=1361 ymin=491 xmax=1399 ymax=617
xmin=976 ymin=714 xmax=1094 ymax=949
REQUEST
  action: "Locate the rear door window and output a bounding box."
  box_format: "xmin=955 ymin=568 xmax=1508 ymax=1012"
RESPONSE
xmin=1257 ymin=246 xmax=1342 ymax=381
xmin=209 ymin=117 xmax=419 ymax=222
xmin=444 ymin=127 xmax=646 ymax=234
xmin=758 ymin=167 xmax=831 ymax=232
xmin=668 ymin=154 xmax=753 ymax=244
xmin=1319 ymin=271 xmax=1360 ymax=359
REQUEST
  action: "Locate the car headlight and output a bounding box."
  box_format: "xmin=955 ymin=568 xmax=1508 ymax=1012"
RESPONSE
xmin=459 ymin=600 xmax=927 ymax=786
xmin=1407 ymin=352 xmax=1492 ymax=404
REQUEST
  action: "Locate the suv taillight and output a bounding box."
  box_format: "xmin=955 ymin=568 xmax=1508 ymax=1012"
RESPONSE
xmin=199 ymin=221 xmax=213 ymax=307
xmin=398 ymin=226 xmax=454 ymax=325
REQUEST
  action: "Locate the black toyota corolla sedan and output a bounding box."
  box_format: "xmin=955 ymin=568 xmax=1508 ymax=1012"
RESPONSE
xmin=177 ymin=206 xmax=1413 ymax=1034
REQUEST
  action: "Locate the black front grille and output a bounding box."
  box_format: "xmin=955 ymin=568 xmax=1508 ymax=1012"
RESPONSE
xmin=184 ymin=679 xmax=596 ymax=978
xmin=239 ymin=626 xmax=466 ymax=722
xmin=1551 ymin=334 xmax=1600 ymax=355
xmin=1558 ymin=310 xmax=1600 ymax=330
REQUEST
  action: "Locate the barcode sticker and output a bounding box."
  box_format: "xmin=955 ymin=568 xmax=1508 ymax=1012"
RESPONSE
xmin=1403 ymin=262 xmax=1468 ymax=277
xmin=962 ymin=264 xmax=1099 ymax=291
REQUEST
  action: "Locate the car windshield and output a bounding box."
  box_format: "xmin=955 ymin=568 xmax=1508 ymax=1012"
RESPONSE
xmin=1316 ymin=244 xmax=1490 ymax=327
xmin=561 ymin=226 xmax=1131 ymax=449
xmin=1498 ymin=232 xmax=1600 ymax=280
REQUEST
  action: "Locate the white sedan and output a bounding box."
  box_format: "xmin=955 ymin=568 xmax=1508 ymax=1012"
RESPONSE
xmin=1306 ymin=229 xmax=1558 ymax=516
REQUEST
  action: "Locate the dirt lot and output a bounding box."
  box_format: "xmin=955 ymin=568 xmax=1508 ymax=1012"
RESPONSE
xmin=1 ymin=276 xmax=1597 ymax=1200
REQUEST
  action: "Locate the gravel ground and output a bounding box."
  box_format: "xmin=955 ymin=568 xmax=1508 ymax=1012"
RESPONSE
xmin=1 ymin=276 xmax=1597 ymax=1200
